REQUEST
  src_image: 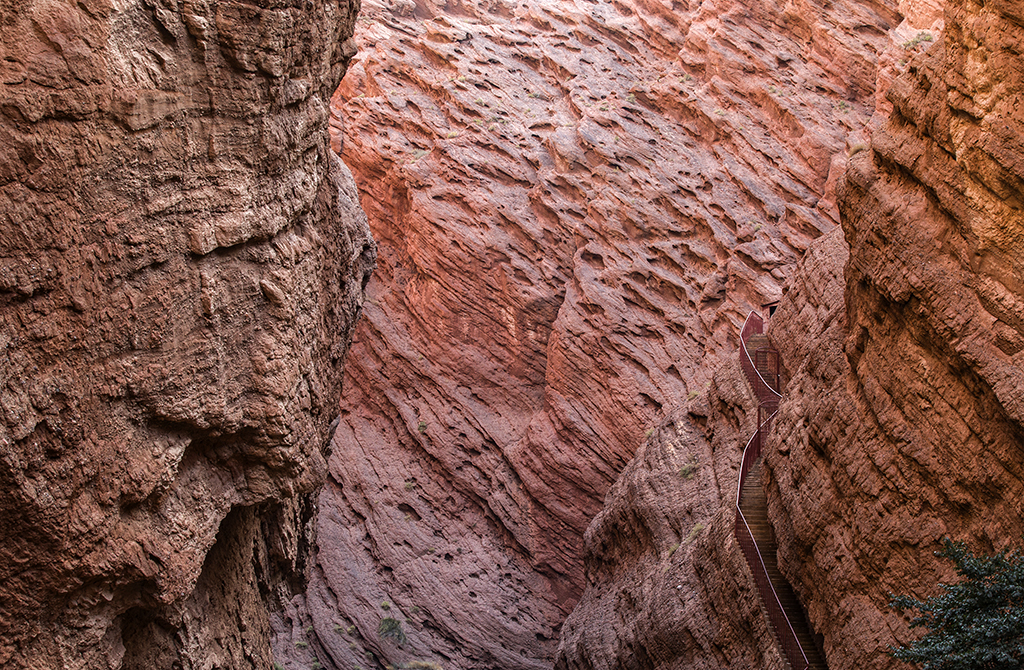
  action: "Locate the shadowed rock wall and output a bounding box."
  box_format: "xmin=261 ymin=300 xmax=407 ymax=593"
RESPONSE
xmin=0 ymin=1 xmax=374 ymax=667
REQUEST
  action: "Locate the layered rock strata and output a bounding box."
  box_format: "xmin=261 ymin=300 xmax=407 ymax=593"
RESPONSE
xmin=312 ymin=0 xmax=901 ymax=666
xmin=763 ymin=2 xmax=1024 ymax=668
xmin=557 ymin=227 xmax=848 ymax=670
xmin=0 ymin=1 xmax=373 ymax=668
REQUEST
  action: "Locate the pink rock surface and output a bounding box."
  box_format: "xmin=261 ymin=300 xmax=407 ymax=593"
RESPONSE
xmin=556 ymin=354 xmax=790 ymax=670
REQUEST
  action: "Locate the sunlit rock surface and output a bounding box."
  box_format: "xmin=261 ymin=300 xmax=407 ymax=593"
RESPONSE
xmin=765 ymin=1 xmax=1024 ymax=668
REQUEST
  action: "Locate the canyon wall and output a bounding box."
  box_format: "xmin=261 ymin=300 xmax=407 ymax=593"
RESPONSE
xmin=555 ymin=345 xmax=793 ymax=670
xmin=557 ymin=226 xmax=848 ymax=670
xmin=764 ymin=0 xmax=1024 ymax=668
xmin=561 ymin=1 xmax=1024 ymax=669
xmin=310 ymin=0 xmax=907 ymax=667
xmin=0 ymin=1 xmax=373 ymax=668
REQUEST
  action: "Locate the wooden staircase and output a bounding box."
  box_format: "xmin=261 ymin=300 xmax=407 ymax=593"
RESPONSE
xmin=745 ymin=333 xmax=770 ymax=353
xmin=735 ymin=311 xmax=828 ymax=670
xmin=746 ymin=334 xmax=779 ymax=391
xmin=739 ymin=460 xmax=828 ymax=670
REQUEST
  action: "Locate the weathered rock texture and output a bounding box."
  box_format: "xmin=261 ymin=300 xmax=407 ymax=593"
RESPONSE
xmin=310 ymin=0 xmax=907 ymax=667
xmin=558 ymin=227 xmax=847 ymax=670
xmin=556 ymin=355 xmax=789 ymax=670
xmin=0 ymin=1 xmax=373 ymax=668
xmin=761 ymin=1 xmax=1024 ymax=669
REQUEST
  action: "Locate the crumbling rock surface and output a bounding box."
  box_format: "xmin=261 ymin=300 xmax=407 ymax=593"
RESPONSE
xmin=0 ymin=1 xmax=374 ymax=668
xmin=761 ymin=1 xmax=1024 ymax=669
xmin=312 ymin=0 xmax=902 ymax=666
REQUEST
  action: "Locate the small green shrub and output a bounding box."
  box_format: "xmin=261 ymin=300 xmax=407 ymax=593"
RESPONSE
xmin=680 ymin=455 xmax=700 ymax=480
xmin=417 ymin=420 xmax=427 ymax=433
xmin=312 ymin=660 xmax=322 ymax=670
xmin=889 ymin=537 xmax=1024 ymax=669
xmin=306 ymin=625 xmax=314 ymax=635
xmin=685 ymin=522 xmax=706 ymax=544
xmin=404 ymin=662 xmax=444 ymax=670
xmin=903 ymin=31 xmax=934 ymax=50
xmin=381 ymin=600 xmax=391 ymax=610
xmin=295 ymin=640 xmax=308 ymax=649
xmin=379 ymin=617 xmax=407 ymax=645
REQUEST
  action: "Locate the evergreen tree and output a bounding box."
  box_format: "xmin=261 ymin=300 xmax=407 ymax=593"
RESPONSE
xmin=890 ymin=537 xmax=1024 ymax=670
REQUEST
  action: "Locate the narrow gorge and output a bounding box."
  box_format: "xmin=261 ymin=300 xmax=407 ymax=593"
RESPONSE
xmin=1 ymin=0 xmax=1021 ymax=669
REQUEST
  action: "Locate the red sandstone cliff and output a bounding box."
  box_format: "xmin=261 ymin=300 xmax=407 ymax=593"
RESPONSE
xmin=557 ymin=227 xmax=849 ymax=670
xmin=0 ymin=1 xmax=373 ymax=668
xmin=557 ymin=1 xmax=1024 ymax=668
xmin=763 ymin=1 xmax=1024 ymax=668
xmin=309 ymin=0 xmax=911 ymax=667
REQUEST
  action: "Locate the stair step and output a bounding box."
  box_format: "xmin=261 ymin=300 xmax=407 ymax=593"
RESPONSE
xmin=738 ymin=455 xmax=829 ymax=670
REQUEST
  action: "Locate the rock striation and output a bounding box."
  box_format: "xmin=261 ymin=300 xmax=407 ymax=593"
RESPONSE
xmin=763 ymin=1 xmax=1024 ymax=668
xmin=0 ymin=1 xmax=373 ymax=668
xmin=312 ymin=0 xmax=902 ymax=667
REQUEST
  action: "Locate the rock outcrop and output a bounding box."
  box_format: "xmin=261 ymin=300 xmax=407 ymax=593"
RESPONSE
xmin=312 ymin=0 xmax=901 ymax=666
xmin=0 ymin=1 xmax=373 ymax=668
xmin=557 ymin=226 xmax=848 ymax=670
xmin=763 ymin=1 xmax=1024 ymax=668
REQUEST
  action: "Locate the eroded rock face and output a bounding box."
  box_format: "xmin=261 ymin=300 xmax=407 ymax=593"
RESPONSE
xmin=762 ymin=1 xmax=1024 ymax=668
xmin=0 ymin=1 xmax=373 ymax=667
xmin=555 ymin=354 xmax=786 ymax=670
xmin=309 ymin=0 xmax=900 ymax=666
xmin=558 ymin=227 xmax=848 ymax=670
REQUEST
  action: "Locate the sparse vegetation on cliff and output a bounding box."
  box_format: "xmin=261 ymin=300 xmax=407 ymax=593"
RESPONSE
xmin=902 ymin=31 xmax=934 ymax=51
xmin=379 ymin=617 xmax=407 ymax=645
xmin=890 ymin=538 xmax=1024 ymax=670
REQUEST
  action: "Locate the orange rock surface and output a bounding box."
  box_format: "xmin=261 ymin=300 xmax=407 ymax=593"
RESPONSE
xmin=764 ymin=1 xmax=1024 ymax=668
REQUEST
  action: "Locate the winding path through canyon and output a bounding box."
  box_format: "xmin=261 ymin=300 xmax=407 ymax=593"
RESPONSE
xmin=736 ymin=312 xmax=826 ymax=670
